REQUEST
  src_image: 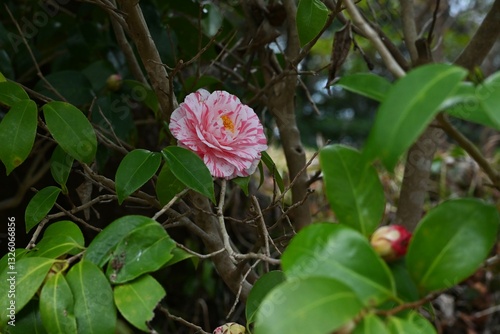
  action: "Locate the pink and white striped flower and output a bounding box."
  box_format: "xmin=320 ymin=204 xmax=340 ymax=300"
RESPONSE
xmin=169 ymin=89 xmax=268 ymax=179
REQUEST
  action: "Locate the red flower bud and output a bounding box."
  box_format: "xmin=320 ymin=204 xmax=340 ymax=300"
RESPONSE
xmin=370 ymin=225 xmax=412 ymax=262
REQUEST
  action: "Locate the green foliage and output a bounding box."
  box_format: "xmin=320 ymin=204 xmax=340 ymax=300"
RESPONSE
xmin=406 ymin=199 xmax=499 ymax=294
xmin=50 ymin=146 xmax=74 ymax=194
xmin=0 ymin=99 xmax=37 ymax=174
xmin=246 ymin=271 xmax=286 ymax=326
xmin=155 ymin=163 xmax=187 ymax=206
xmin=40 ymin=273 xmax=77 ymax=334
xmin=320 ymin=144 xmax=385 ymax=236
xmin=162 ymin=146 xmax=216 ymax=203
xmin=296 ymin=0 xmax=329 ymax=47
xmin=115 ymin=149 xmax=162 ymax=204
xmin=363 ymin=64 xmax=468 ymax=170
xmin=25 ymin=186 xmax=61 ymax=232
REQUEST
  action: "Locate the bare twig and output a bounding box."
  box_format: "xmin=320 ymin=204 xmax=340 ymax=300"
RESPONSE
xmin=175 ymin=243 xmax=226 ymax=259
xmin=159 ymin=307 xmax=210 ymax=334
xmin=343 ymin=0 xmax=405 ymax=78
xmin=153 ymin=189 xmax=189 ymax=220
xmin=251 ymin=196 xmax=270 ymax=272
xmin=217 ymin=179 xmax=236 ymax=259
xmin=399 ymin=0 xmax=418 ymax=63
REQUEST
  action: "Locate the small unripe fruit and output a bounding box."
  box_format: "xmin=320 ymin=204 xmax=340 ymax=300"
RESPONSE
xmin=106 ymin=74 xmax=122 ymax=92
xmin=213 ymin=322 xmax=246 ymax=334
xmin=370 ymin=225 xmax=412 ymax=262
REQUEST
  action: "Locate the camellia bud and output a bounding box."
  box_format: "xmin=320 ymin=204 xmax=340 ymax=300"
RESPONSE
xmin=106 ymin=74 xmax=122 ymax=92
xmin=213 ymin=322 xmax=246 ymax=334
xmin=370 ymin=225 xmax=412 ymax=262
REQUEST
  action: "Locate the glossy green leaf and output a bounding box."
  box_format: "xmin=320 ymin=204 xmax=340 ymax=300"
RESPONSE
xmin=27 ymin=220 xmax=85 ymax=258
xmin=246 ymin=271 xmax=286 ymax=325
xmin=281 ymin=223 xmax=395 ymax=305
xmin=320 ymin=145 xmax=385 ymax=237
xmin=335 ymin=73 xmax=392 ymax=102
xmin=407 ymin=199 xmax=499 ymax=294
xmin=6 ymin=300 xmax=47 ymax=334
xmin=254 ymin=277 xmax=363 ymax=334
xmin=0 ymin=248 xmax=27 ymax=272
xmin=0 ymin=257 xmax=55 ymax=328
xmin=0 ymin=99 xmax=37 ymax=175
xmin=478 ymin=72 xmax=500 ymax=129
xmin=164 ymin=247 xmax=195 ymax=267
xmin=106 ymin=221 xmax=176 ymax=284
xmin=50 ymin=146 xmax=74 ymax=194
xmin=25 ymin=186 xmax=61 ymax=232
xmin=0 ymin=81 xmax=29 ymax=107
xmin=155 ymin=163 xmax=186 ymax=206
xmin=162 ymin=146 xmax=215 ymax=203
xmin=85 ymin=215 xmax=159 ymax=267
xmin=232 ymin=176 xmax=250 ymax=196
xmin=261 ymin=151 xmax=285 ymax=193
xmin=40 ymin=272 xmax=77 ymax=334
xmin=363 ymin=64 xmax=468 ymax=170
xmin=44 ymin=221 xmax=85 ymax=248
xmin=114 ymin=275 xmax=166 ymax=332
xmin=43 ymin=101 xmax=97 ymax=164
xmin=388 ymin=260 xmax=419 ymax=303
xmin=353 ymin=313 xmax=389 ymax=334
xmin=296 ymin=0 xmax=329 ymax=47
xmin=443 ymin=82 xmax=499 ymax=129
xmin=66 ymin=260 xmax=116 ymax=334
xmin=386 ymin=312 xmax=436 ymax=334
xmin=115 ymin=149 xmax=161 ymax=204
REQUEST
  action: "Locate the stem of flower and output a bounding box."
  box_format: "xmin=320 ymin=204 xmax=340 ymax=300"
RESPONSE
xmin=217 ymin=179 xmax=236 ymax=260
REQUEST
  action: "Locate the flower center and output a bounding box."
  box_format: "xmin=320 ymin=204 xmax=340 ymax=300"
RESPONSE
xmin=221 ymin=115 xmax=235 ymax=133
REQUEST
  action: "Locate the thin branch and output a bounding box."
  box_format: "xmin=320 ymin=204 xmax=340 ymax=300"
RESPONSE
xmin=159 ymin=307 xmax=210 ymax=334
xmin=175 ymin=243 xmax=226 ymax=259
xmin=152 ymin=189 xmax=189 ymax=220
xmin=26 ymin=218 xmax=49 ymax=249
xmin=427 ymin=0 xmax=441 ymax=44
xmin=343 ymin=0 xmax=405 ymax=78
xmin=217 ymin=179 xmax=236 ymax=259
xmin=399 ymin=0 xmax=418 ymax=63
xmin=251 ymin=195 xmax=270 ymax=272
xmin=226 ymin=260 xmax=261 ymax=320
xmin=437 ymin=114 xmax=500 ymax=189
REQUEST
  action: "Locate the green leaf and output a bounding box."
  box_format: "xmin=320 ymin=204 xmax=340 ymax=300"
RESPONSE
xmin=0 ymin=99 xmax=37 ymax=175
xmin=106 ymin=221 xmax=176 ymax=284
xmin=406 ymin=199 xmax=499 ymax=294
xmin=335 ymin=73 xmax=392 ymax=102
xmin=281 ymin=223 xmax=395 ymax=305
xmin=296 ymin=0 xmax=329 ymax=47
xmin=388 ymin=260 xmax=419 ymax=303
xmin=162 ymin=146 xmax=215 ymax=203
xmin=0 ymin=257 xmax=56 ymax=328
xmin=50 ymin=146 xmax=74 ymax=194
xmin=85 ymin=216 xmax=158 ymax=267
xmin=363 ymin=64 xmax=468 ymax=170
xmin=254 ymin=277 xmax=363 ymax=334
xmin=478 ymin=72 xmax=500 ymax=129
xmin=246 ymin=271 xmax=286 ymax=325
xmin=353 ymin=313 xmax=390 ymax=334
xmin=261 ymin=150 xmax=285 ymax=193
xmin=156 ymin=163 xmax=187 ymax=206
xmin=320 ymin=145 xmax=385 ymax=237
xmin=232 ymin=176 xmax=250 ymax=196
xmin=164 ymin=247 xmax=195 ymax=267
xmin=25 ymin=186 xmax=61 ymax=233
xmin=114 ymin=275 xmax=166 ymax=332
xmin=443 ymin=82 xmax=500 ymax=129
xmin=26 ymin=220 xmax=85 ymax=259
xmin=66 ymin=260 xmax=116 ymax=334
xmin=43 ymin=101 xmax=97 ymax=164
xmin=0 ymin=81 xmax=29 ymax=107
xmin=386 ymin=312 xmax=437 ymax=334
xmin=115 ymin=149 xmax=162 ymax=204
xmin=6 ymin=300 xmax=47 ymax=334
xmin=40 ymin=272 xmax=77 ymax=334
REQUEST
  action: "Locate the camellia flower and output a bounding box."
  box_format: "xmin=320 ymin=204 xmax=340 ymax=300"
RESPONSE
xmin=213 ymin=322 xmax=246 ymax=334
xmin=169 ymin=89 xmax=268 ymax=179
xmin=370 ymin=225 xmax=412 ymax=262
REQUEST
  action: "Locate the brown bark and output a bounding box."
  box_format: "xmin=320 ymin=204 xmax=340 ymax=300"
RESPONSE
xmin=116 ymin=0 xmax=177 ymax=120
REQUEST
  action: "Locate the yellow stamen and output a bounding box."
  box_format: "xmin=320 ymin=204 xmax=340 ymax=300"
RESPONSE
xmin=221 ymin=115 xmax=235 ymax=133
